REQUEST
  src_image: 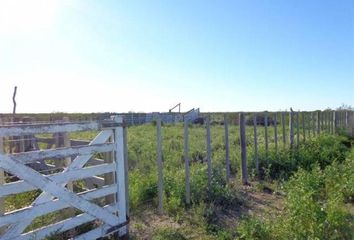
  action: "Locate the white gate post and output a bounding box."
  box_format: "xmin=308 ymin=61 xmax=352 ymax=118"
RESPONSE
xmin=112 ymin=116 xmax=128 ymax=236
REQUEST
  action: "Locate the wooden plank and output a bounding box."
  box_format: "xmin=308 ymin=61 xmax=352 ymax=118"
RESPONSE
xmin=239 ymin=113 xmax=248 ymax=185
xmin=156 ymin=117 xmax=164 ymax=214
xmin=281 ymin=112 xmax=286 ymax=146
xmin=274 ymin=112 xmax=278 ymax=152
xmin=253 ymin=113 xmax=259 ymax=175
xmin=0 ymin=163 xmax=116 ymax=197
xmin=184 ymin=119 xmax=190 ymax=204
xmin=2 ymin=129 xmax=112 ymax=198
xmin=1 ymin=184 xmax=117 ymax=226
xmin=206 ymin=115 xmax=212 ymax=192
xmin=289 ymin=110 xmax=294 ymax=148
xmin=224 ymin=114 xmax=230 ymax=182
xmin=317 ymin=111 xmax=321 ymax=135
xmin=0 ymin=122 xmax=100 ymax=137
xmin=312 ymin=112 xmax=316 ymax=136
xmin=331 ymin=111 xmax=334 ymax=134
xmin=8 ymin=143 xmax=115 ymax=164
xmin=307 ymin=112 xmax=310 ymax=138
xmin=112 ymin=116 xmax=128 ymax=236
xmin=16 ymin=204 xmax=117 ymax=240
xmin=0 ymin=155 xmax=120 ymax=227
xmin=302 ymin=112 xmax=306 ymax=141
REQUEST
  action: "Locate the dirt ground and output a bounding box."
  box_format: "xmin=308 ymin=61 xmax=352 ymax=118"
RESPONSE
xmin=128 ymin=181 xmax=284 ymax=239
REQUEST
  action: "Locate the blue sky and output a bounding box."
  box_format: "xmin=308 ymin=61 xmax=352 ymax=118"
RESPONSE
xmin=0 ymin=0 xmax=353 ymax=113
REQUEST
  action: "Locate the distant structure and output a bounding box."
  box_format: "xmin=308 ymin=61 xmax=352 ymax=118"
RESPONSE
xmin=121 ymin=107 xmax=200 ymax=125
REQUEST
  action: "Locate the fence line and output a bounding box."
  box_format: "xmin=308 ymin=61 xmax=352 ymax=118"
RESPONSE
xmin=1 ymin=110 xmax=353 ymax=238
xmin=150 ymin=110 xmax=353 ymax=211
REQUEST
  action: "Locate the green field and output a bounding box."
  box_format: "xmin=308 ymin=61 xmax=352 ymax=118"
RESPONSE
xmin=68 ymin=120 xmax=353 ymax=239
xmin=3 ymin=118 xmax=353 ymax=239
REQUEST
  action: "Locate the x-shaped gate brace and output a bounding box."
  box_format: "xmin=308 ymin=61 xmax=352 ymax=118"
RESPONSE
xmin=0 ymin=122 xmax=125 ymax=240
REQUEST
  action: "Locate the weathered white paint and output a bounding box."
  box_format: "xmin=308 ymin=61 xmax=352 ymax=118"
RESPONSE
xmin=16 ymin=204 xmax=117 ymax=240
xmin=1 ymin=184 xmax=117 ymax=226
xmin=8 ymin=143 xmax=115 ymax=164
xmin=0 ymin=127 xmax=113 ymax=240
xmin=112 ymin=116 xmax=128 ymax=236
xmin=0 ymin=163 xmax=116 ymax=197
xmin=0 ymin=122 xmax=101 ymax=137
xmin=0 ymin=157 xmax=120 ymax=237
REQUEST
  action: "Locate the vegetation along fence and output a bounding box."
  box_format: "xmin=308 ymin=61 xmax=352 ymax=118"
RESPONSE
xmin=0 ymin=116 xmax=129 ymax=239
xmin=0 ymin=109 xmax=353 ymax=239
xmin=152 ymin=110 xmax=353 ymax=213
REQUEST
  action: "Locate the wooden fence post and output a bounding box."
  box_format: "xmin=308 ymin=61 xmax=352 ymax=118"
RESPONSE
xmin=239 ymin=113 xmax=248 ymax=185
xmin=206 ymin=115 xmax=212 ymax=192
xmin=317 ymin=111 xmax=321 ymax=135
xmin=325 ymin=111 xmax=329 ymax=133
xmin=274 ymin=112 xmax=278 ymax=152
xmin=289 ymin=110 xmax=294 ymax=148
xmin=156 ymin=117 xmax=163 ymax=214
xmin=0 ymin=118 xmax=5 ymax=235
xmin=306 ymin=112 xmax=310 ymax=138
xmin=253 ymin=113 xmax=259 ymax=175
xmin=281 ymin=112 xmax=286 ymax=147
xmin=184 ymin=119 xmax=190 ymax=205
xmin=264 ymin=112 xmax=268 ymax=158
xmin=345 ymin=111 xmax=348 ymax=127
xmin=312 ymin=112 xmax=316 ymax=136
xmin=334 ymin=111 xmax=337 ymax=134
xmin=302 ymin=112 xmax=306 ymax=142
xmin=224 ymin=114 xmax=230 ymax=183
xmin=329 ymin=111 xmax=333 ymax=134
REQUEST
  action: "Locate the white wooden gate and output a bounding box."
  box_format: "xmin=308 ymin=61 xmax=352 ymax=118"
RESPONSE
xmin=0 ymin=116 xmax=128 ymax=240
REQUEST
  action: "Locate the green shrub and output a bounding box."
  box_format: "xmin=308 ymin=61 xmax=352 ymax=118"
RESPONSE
xmin=236 ymin=217 xmax=271 ymax=240
xmin=252 ymin=135 xmax=350 ymax=180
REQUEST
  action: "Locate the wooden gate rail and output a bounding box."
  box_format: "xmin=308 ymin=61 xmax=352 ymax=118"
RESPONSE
xmin=0 ymin=116 xmax=128 ymax=240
